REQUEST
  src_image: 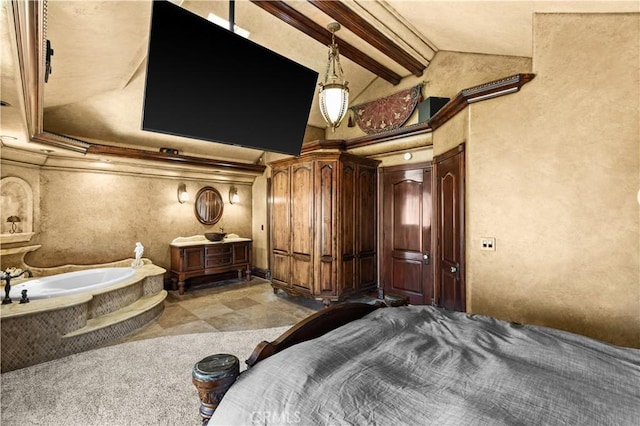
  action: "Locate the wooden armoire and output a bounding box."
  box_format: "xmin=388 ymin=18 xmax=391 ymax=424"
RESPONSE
xmin=269 ymin=151 xmax=380 ymax=306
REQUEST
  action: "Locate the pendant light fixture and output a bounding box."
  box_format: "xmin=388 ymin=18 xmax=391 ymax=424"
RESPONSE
xmin=319 ymin=22 xmax=349 ymax=132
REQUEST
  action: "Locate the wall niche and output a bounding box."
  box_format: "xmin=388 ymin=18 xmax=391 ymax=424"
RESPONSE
xmin=0 ymin=177 xmax=35 ymax=244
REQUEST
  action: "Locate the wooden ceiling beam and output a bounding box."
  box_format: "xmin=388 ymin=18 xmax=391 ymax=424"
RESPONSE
xmin=308 ymin=0 xmax=425 ymax=77
xmin=249 ymin=1 xmax=402 ymax=85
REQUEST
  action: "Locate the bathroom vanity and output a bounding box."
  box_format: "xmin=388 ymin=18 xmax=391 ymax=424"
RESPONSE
xmin=170 ymin=238 xmax=252 ymax=295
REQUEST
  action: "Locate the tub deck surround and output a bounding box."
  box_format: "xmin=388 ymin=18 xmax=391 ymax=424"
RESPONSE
xmin=0 ymin=260 xmax=167 ymax=372
xmin=62 ymin=291 xmax=166 ymax=338
xmin=1 ymin=262 xmax=165 ymax=318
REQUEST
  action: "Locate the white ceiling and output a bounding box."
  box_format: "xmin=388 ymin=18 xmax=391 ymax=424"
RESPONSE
xmin=1 ymin=1 xmax=638 ymax=165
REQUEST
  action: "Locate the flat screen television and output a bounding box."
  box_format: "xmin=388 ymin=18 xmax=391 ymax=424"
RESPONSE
xmin=142 ymin=0 xmax=318 ymax=156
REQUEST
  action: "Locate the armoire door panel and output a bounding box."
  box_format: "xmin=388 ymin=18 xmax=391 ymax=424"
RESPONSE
xmin=341 ymin=163 xmax=356 ymax=293
xmin=318 ymin=162 xmax=336 ymax=257
xmin=271 ymin=252 xmax=290 ymax=285
xmin=340 ymin=258 xmax=355 ymax=293
xmin=271 ymin=169 xmax=290 ymax=253
xmin=291 ymin=257 xmax=312 ymax=290
xmin=318 ymin=259 xmax=335 ymax=294
xmin=316 ymin=161 xmax=337 ymax=295
xmin=291 ymin=163 xmax=313 ymax=257
xmin=341 ymin=164 xmax=356 ymax=254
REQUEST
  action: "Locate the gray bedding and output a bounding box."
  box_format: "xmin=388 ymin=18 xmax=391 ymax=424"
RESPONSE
xmin=210 ymin=305 xmax=640 ymax=425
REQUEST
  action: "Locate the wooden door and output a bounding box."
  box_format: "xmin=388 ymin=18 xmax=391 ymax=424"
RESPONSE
xmin=434 ymin=145 xmax=465 ymax=312
xmin=381 ymin=163 xmax=433 ymax=305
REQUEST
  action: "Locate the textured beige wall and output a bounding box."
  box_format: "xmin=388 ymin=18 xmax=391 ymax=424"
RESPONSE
xmin=432 ymin=108 xmax=470 ymax=156
xmin=464 ymin=13 xmax=639 ymax=347
xmin=0 ymin=165 xmax=253 ymax=273
xmin=330 ymin=51 xmax=531 ymax=140
xmin=251 ymin=172 xmax=269 ymax=271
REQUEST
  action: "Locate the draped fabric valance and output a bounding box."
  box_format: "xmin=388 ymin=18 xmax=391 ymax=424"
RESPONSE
xmin=350 ymin=84 xmax=422 ymax=134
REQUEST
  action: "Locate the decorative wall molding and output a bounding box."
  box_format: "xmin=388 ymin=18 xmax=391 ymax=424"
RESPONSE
xmin=341 ymin=73 xmax=535 ymax=152
xmin=86 ymin=145 xmax=266 ymax=175
xmin=427 ymin=73 xmax=536 ymax=129
xmin=10 ymin=0 xmax=266 ymax=176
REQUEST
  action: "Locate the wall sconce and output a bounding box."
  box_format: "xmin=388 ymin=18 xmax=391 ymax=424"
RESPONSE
xmin=177 ymin=183 xmax=189 ymax=204
xmin=229 ymin=186 xmax=240 ymax=204
xmin=6 ymin=216 xmax=20 ymax=234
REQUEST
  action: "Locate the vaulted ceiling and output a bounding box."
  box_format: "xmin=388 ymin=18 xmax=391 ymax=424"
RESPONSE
xmin=1 ymin=1 xmax=637 ymax=167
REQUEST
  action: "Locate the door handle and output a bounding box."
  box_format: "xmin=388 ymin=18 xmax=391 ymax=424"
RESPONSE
xmin=450 ymin=265 xmax=460 ymax=281
xmin=423 ymin=252 xmax=429 ymax=265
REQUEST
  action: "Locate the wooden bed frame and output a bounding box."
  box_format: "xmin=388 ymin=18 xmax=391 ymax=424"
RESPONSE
xmin=192 ymin=302 xmax=385 ymax=424
xmin=246 ymin=302 xmax=383 ymax=366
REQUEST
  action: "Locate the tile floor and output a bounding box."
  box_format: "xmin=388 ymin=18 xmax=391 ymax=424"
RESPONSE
xmin=117 ymin=277 xmax=376 ymax=344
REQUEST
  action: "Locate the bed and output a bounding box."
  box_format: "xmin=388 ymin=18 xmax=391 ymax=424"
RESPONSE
xmin=199 ymin=303 xmax=640 ymax=425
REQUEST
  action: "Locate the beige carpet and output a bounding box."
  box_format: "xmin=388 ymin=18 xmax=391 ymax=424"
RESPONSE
xmin=0 ymin=326 xmax=291 ymax=426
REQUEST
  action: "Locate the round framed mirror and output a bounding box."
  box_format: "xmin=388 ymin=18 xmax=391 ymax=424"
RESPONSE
xmin=194 ymin=186 xmax=224 ymax=225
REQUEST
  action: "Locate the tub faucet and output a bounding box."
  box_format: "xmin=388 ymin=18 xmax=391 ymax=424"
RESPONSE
xmin=1 ymin=269 xmax=33 ymax=305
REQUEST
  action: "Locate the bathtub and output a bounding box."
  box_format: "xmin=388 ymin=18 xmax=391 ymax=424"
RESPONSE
xmin=1 ymin=260 xmax=167 ymax=372
xmin=11 ymin=267 xmax=136 ymax=300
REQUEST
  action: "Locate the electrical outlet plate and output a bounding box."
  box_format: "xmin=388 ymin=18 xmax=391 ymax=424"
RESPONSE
xmin=480 ymin=237 xmax=496 ymax=251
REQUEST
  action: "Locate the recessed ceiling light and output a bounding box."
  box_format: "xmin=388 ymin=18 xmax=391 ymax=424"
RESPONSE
xmin=403 ymin=152 xmax=412 ymax=160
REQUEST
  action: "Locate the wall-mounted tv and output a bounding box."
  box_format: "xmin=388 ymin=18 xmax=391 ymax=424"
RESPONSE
xmin=142 ymin=0 xmax=318 ymax=156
